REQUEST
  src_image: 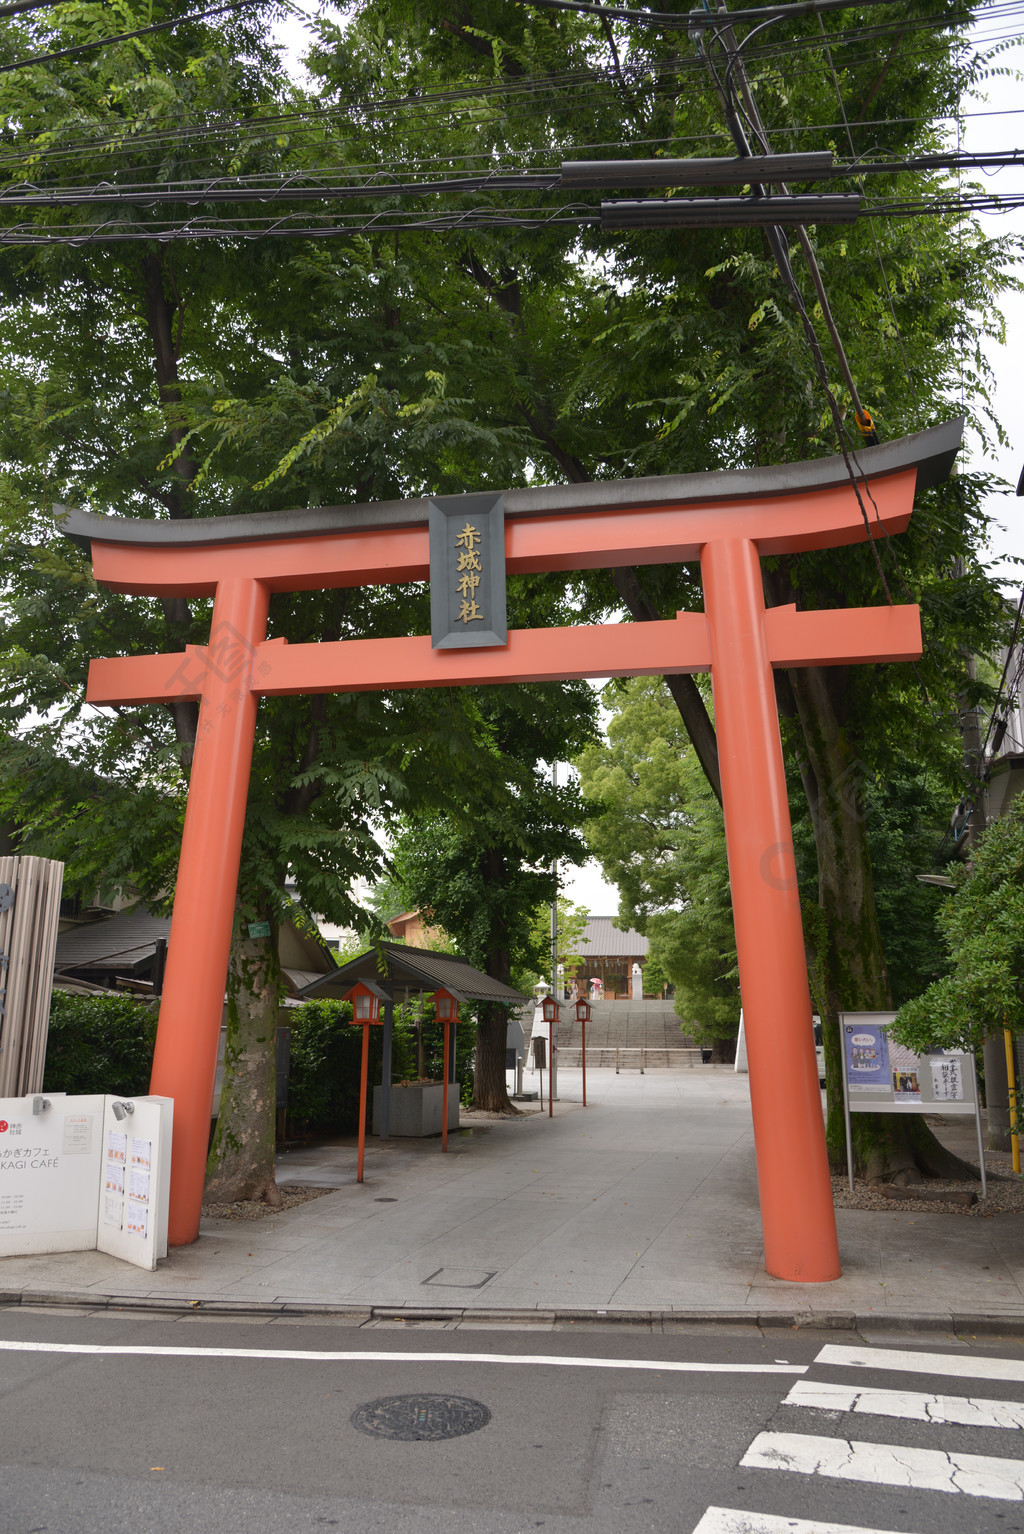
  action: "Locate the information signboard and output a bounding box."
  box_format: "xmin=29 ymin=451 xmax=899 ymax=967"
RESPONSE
xmin=838 ymin=1012 xmax=985 ymax=1194
xmin=840 ymin=1012 xmax=978 ymax=1115
xmin=0 ymin=1093 xmax=172 ymax=1269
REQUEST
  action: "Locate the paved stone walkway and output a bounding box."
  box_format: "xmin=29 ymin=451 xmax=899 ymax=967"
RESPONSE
xmin=2 ymin=1067 xmax=1023 ymax=1328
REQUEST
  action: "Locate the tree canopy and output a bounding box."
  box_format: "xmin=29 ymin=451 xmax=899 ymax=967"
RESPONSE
xmin=0 ymin=0 xmax=1019 ymax=1187
xmin=892 ymin=798 xmax=1024 ymax=1055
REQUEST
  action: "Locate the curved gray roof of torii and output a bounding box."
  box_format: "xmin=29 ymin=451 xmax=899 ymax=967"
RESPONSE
xmin=59 ymin=419 xmax=964 ymax=554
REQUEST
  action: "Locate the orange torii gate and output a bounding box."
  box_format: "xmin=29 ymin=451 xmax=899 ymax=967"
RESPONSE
xmin=62 ymin=419 xmax=962 ymax=1281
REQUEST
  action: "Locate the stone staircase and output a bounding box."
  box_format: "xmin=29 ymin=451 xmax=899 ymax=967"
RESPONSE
xmin=528 ymin=999 xmax=706 ymax=1069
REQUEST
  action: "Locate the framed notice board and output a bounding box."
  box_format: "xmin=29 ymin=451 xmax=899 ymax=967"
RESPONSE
xmin=838 ymin=1012 xmax=985 ymax=1194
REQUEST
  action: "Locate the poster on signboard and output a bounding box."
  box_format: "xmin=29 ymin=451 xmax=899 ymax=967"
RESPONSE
xmin=839 ymin=1013 xmax=978 ymax=1116
xmin=844 ymin=1019 xmax=890 ymax=1094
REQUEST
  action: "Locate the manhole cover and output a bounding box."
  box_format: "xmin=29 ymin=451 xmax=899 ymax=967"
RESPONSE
xmin=351 ymin=1393 xmax=491 ymax=1442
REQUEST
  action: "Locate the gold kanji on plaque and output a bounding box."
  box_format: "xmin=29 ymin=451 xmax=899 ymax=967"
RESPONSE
xmin=457 ymin=599 xmax=484 ymax=624
xmin=455 ymin=523 xmax=481 ymax=551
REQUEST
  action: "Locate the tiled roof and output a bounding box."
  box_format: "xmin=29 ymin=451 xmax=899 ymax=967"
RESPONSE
xmin=55 ymin=907 xmax=170 ymax=970
xmin=577 ymin=916 xmax=649 ymax=958
xmin=55 ymin=907 xmax=338 ymax=979
xmin=298 ymin=942 xmax=528 ymax=1005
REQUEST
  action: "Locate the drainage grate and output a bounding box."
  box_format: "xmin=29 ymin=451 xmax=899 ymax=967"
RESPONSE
xmin=351 ymin=1393 xmax=491 ymax=1442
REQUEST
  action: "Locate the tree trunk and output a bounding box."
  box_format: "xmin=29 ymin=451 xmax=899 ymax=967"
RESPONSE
xmin=205 ymin=907 xmax=283 ymax=1204
xmin=786 ymin=659 xmax=977 ymax=1184
xmin=473 ymin=999 xmax=516 ymax=1112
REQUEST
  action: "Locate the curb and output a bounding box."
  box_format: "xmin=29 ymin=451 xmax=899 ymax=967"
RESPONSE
xmin=4 ymin=1290 xmax=1024 ymax=1335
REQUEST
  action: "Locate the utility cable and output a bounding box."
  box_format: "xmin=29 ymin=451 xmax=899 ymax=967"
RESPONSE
xmin=700 ymin=5 xmax=880 ymax=441
xmin=6 ymin=151 xmax=1022 ymax=207
xmin=513 ymin=0 xmax=986 ymax=30
xmin=815 ymin=8 xmax=922 ymax=402
xmin=694 ymin=4 xmax=896 ymax=598
xmin=0 ymin=0 xmax=258 ymax=75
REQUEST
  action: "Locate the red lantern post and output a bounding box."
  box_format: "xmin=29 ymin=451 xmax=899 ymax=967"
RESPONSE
xmin=575 ymin=997 xmax=591 ymax=1107
xmin=433 ymin=987 xmax=464 ymax=1151
xmin=342 ymin=980 xmax=387 ymax=1182
xmin=541 ymin=995 xmax=558 ymax=1117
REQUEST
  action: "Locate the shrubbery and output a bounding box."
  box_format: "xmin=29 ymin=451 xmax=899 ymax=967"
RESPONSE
xmin=43 ymin=990 xmax=158 ymax=1096
xmin=41 ymin=990 xmax=478 ymax=1132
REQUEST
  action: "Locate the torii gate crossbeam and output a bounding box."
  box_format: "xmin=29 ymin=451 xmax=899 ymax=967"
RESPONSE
xmin=62 ymin=419 xmax=962 ymax=1282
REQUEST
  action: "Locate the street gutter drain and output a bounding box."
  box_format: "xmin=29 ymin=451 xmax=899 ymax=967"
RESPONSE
xmin=350 ymin=1393 xmax=491 ymax=1442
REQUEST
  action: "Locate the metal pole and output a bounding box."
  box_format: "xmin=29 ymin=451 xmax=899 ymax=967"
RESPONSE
xmin=701 ymin=537 xmax=841 ymax=1282
xmin=148 ymin=575 xmax=270 ymax=1246
xmin=442 ymin=1014 xmax=450 ymax=1152
xmin=582 ymin=1015 xmax=587 ymax=1107
xmin=379 ymin=976 xmax=394 ymax=1140
xmin=972 ymin=1051 xmax=987 ymax=1199
xmin=357 ymin=1021 xmax=369 ymax=1183
xmin=550 ymin=761 xmax=559 ymax=1103
xmin=839 ymin=1020 xmax=855 ymax=1194
xmin=1005 ymin=1027 xmax=1020 ymax=1175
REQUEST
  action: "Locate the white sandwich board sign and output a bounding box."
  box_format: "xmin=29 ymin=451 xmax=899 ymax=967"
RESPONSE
xmin=0 ymin=1093 xmax=172 ymax=1270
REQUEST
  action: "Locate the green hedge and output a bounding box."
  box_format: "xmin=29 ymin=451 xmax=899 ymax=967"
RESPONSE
xmin=287 ymin=1000 xmax=477 ymax=1128
xmin=41 ymin=990 xmax=478 ymax=1133
xmin=43 ymin=990 xmax=158 ymax=1097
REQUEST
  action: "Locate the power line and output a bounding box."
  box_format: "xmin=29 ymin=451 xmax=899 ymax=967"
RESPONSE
xmin=0 ymin=0 xmax=260 ymax=75
xmin=513 ymin=0 xmax=1001 ymax=30
xmin=0 ymin=27 xmax=1016 ymax=181
xmin=0 ymin=186 xmax=1019 ymax=243
xmin=0 ymin=0 xmax=77 ymax=16
xmin=3 ymin=149 xmax=1019 ymax=207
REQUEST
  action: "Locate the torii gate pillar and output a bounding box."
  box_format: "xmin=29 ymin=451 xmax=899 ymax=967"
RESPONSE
xmin=64 ymin=420 xmax=963 ymax=1282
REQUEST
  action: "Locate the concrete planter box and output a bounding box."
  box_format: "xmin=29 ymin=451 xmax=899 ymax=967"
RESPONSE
xmin=372 ymin=1082 xmax=459 ymax=1138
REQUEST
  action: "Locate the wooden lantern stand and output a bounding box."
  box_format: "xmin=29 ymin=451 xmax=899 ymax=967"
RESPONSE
xmin=575 ymin=996 xmax=591 ymax=1107
xmin=342 ymin=979 xmax=388 ymax=1182
xmin=433 ymin=986 xmax=464 ymax=1152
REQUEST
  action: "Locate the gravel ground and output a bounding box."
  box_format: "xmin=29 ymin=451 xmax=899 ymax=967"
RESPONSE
xmin=201 ymin=1184 xmax=337 ymax=1222
xmin=833 ymin=1170 xmax=1024 ymax=1217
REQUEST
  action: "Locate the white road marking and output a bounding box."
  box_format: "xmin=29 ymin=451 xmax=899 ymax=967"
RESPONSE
xmin=816 ymin=1343 xmax=1024 ymax=1385
xmin=692 ymin=1508 xmax=919 ymax=1534
xmin=0 ymin=1339 xmax=806 ymax=1374
xmin=786 ymin=1377 xmax=1024 ymax=1430
xmin=741 ymin=1431 xmax=1024 ymax=1501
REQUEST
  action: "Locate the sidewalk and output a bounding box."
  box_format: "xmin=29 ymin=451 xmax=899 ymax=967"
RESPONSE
xmin=3 ymin=1067 xmax=1023 ymax=1330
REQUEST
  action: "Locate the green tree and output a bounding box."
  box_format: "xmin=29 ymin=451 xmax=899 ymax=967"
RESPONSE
xmin=518 ymin=893 xmax=590 ymax=996
xmin=391 ymin=682 xmax=596 ymax=1110
xmin=892 ymin=798 xmax=1024 ymax=1056
xmin=2 ymin=0 xmax=1017 ymax=1196
xmin=577 ymin=677 xmax=739 ymax=1054
xmin=0 ymin=1 xmax=538 ymax=1200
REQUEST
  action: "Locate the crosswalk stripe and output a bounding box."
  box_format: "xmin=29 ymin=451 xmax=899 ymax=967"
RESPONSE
xmin=816 ymin=1343 xmax=1024 ymax=1385
xmin=691 ymin=1509 xmax=921 ymax=1534
xmin=741 ymin=1431 xmax=1024 ymax=1501
xmin=785 ymin=1378 xmax=1024 ymax=1430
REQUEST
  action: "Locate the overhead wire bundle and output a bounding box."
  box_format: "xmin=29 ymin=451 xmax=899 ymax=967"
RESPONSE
xmin=0 ymin=0 xmax=1017 ymax=247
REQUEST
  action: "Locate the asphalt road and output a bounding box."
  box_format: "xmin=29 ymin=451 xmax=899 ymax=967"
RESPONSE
xmin=1 ymin=1308 xmax=1023 ymax=1534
